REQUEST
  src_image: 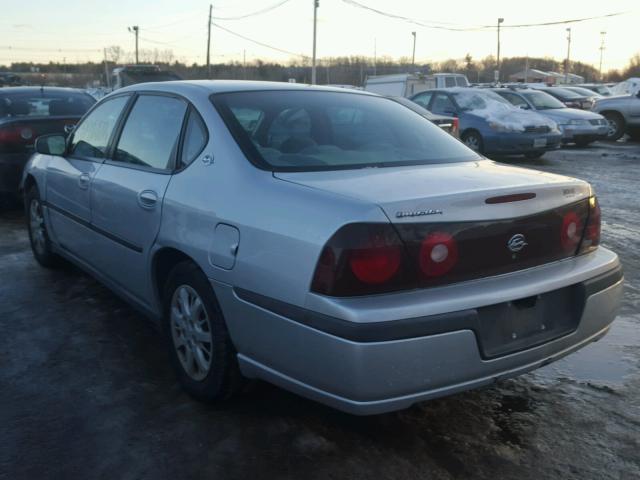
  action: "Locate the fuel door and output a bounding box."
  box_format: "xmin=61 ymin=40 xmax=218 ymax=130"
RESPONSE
xmin=208 ymin=223 xmax=240 ymax=270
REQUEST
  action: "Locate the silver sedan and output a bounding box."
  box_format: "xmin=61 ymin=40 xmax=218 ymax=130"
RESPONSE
xmin=22 ymin=81 xmax=623 ymax=414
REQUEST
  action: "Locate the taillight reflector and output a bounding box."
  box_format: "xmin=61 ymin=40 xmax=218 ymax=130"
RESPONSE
xmin=561 ymin=211 xmax=583 ymax=252
xmin=419 ymin=232 xmax=458 ymax=277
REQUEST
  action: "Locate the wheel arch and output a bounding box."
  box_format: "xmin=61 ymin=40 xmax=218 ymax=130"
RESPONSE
xmin=151 ymin=247 xmax=207 ymax=311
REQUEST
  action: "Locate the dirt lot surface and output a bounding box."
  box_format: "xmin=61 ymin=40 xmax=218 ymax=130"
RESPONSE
xmin=1 ymin=142 xmax=639 ymax=480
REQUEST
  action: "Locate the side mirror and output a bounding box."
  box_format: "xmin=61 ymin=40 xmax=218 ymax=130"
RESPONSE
xmin=35 ymin=134 xmax=67 ymax=156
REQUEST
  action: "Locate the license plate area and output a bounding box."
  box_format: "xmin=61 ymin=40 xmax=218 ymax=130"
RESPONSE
xmin=476 ymin=284 xmax=584 ymax=359
xmin=533 ymin=138 xmax=547 ymax=148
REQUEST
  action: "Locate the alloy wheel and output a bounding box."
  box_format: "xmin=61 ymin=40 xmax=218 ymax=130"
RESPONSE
xmin=29 ymin=198 xmax=46 ymax=256
xmin=170 ymin=285 xmax=213 ymax=381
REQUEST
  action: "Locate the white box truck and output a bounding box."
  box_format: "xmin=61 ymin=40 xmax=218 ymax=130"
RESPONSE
xmin=364 ymin=73 xmax=470 ymax=97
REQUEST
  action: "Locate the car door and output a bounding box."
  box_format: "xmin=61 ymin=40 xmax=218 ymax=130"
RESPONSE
xmin=45 ymin=94 xmax=130 ymax=260
xmin=90 ymin=93 xmax=188 ymax=303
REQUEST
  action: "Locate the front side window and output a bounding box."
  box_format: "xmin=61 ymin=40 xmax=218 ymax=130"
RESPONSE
xmin=114 ymin=95 xmax=187 ymax=170
xmin=213 ymin=90 xmax=479 ymax=171
xmin=70 ymin=95 xmax=129 ymax=159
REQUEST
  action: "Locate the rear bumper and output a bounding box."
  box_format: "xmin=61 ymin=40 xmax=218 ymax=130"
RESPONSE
xmin=215 ymin=248 xmax=622 ymax=415
xmin=483 ymin=132 xmax=562 ymax=154
xmin=0 ymin=153 xmax=29 ymax=194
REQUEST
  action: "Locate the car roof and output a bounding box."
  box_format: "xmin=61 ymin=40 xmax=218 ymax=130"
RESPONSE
xmin=0 ymin=86 xmax=88 ymax=95
xmin=116 ymin=80 xmax=377 ymax=97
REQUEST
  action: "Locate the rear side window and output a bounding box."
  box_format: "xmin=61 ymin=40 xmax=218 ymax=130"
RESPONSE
xmin=445 ymin=77 xmax=456 ymax=88
xmin=430 ymin=93 xmax=456 ymax=115
xmin=412 ymin=92 xmax=432 ymax=109
xmin=70 ymin=95 xmax=129 ymax=159
xmin=114 ymin=95 xmax=187 ymax=170
xmin=180 ymin=109 xmax=208 ymax=168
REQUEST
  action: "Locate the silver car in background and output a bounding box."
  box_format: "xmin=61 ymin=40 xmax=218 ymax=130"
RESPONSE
xmin=22 ymin=81 xmax=622 ymax=415
xmin=592 ymin=90 xmax=640 ymax=141
xmin=494 ymin=88 xmax=609 ymax=147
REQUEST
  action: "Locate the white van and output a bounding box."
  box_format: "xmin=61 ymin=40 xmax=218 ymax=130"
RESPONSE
xmin=364 ymin=73 xmax=469 ymax=97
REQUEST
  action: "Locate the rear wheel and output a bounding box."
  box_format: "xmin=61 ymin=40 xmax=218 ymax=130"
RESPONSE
xmin=602 ymin=112 xmax=625 ymax=141
xmin=462 ymin=130 xmax=483 ymax=153
xmin=163 ymin=262 xmax=242 ymax=402
xmin=25 ymin=186 xmax=63 ymax=268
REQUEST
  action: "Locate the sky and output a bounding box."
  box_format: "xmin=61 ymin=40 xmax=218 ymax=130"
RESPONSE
xmin=0 ymin=0 xmax=639 ymax=71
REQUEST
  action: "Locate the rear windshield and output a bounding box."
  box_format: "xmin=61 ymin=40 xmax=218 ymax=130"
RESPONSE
xmin=522 ymin=91 xmax=566 ymax=110
xmin=213 ymin=90 xmax=479 ymax=172
xmin=0 ymin=90 xmax=95 ymax=119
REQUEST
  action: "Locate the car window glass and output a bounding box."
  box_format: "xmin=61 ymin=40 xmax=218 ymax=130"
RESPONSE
xmin=500 ymin=92 xmax=528 ymax=108
xmin=445 ymin=77 xmax=456 ymax=88
xmin=114 ymin=95 xmax=187 ymax=170
xmin=430 ymin=94 xmax=456 ymax=115
xmin=70 ymin=95 xmax=129 ymax=159
xmin=412 ymin=92 xmax=432 ymax=108
xmin=214 ymin=91 xmax=479 ymax=171
xmin=455 ymin=77 xmax=468 ymax=87
xmin=180 ymin=110 xmax=208 ymax=168
xmin=267 ymin=108 xmax=312 ymax=150
xmin=231 ymin=107 xmax=264 ymax=135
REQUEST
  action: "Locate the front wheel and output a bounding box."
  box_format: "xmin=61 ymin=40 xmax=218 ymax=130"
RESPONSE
xmin=603 ymin=112 xmax=625 ymax=141
xmin=163 ymin=262 xmax=242 ymax=402
xmin=462 ymin=130 xmax=484 ymax=153
xmin=25 ymin=186 xmax=63 ymax=268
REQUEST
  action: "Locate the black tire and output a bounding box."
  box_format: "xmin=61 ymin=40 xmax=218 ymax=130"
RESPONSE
xmin=627 ymin=127 xmax=640 ymax=142
xmin=602 ymin=112 xmax=625 ymax=141
xmin=163 ymin=261 xmax=242 ymax=402
xmin=25 ymin=185 xmax=64 ymax=268
xmin=575 ymin=140 xmax=592 ymax=148
xmin=524 ymin=151 xmax=545 ymax=159
xmin=462 ymin=130 xmax=484 ymax=153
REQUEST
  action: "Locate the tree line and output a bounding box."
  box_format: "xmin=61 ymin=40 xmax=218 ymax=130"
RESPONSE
xmin=2 ymin=49 xmax=639 ymax=88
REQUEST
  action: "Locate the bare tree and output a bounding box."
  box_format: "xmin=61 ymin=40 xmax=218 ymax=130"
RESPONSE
xmin=106 ymin=45 xmax=124 ymax=64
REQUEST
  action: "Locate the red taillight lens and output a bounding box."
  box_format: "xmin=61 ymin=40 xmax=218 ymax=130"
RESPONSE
xmin=350 ymin=241 xmax=402 ymax=284
xmin=0 ymin=126 xmax=22 ymax=143
xmin=452 ymin=117 xmax=460 ymax=138
xmin=310 ymin=223 xmax=407 ymax=296
xmin=419 ymin=232 xmax=458 ymax=277
xmin=579 ymin=196 xmax=601 ymax=254
xmin=560 ymin=211 xmax=583 ymax=253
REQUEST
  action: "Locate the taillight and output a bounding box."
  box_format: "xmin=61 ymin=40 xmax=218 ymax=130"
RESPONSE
xmin=0 ymin=126 xmax=23 ymax=143
xmin=419 ymin=232 xmax=458 ymax=277
xmin=452 ymin=117 xmax=460 ymax=138
xmin=578 ymin=196 xmax=601 ymax=254
xmin=310 ymin=223 xmax=408 ymax=296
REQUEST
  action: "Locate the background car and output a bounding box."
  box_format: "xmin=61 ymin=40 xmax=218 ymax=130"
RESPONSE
xmin=411 ymin=87 xmax=561 ymax=158
xmin=592 ymin=89 xmax=640 ymax=141
xmin=561 ymin=86 xmax=604 ymax=99
xmin=494 ymin=88 xmax=608 ymax=147
xmin=387 ymin=95 xmax=459 ymax=137
xmin=538 ymin=87 xmax=596 ymax=110
xmin=576 ymin=84 xmax=612 ymax=96
xmin=0 ymin=87 xmax=95 ymax=200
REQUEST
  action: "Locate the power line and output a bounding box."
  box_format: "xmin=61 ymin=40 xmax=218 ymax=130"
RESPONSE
xmin=212 ymin=23 xmax=308 ymax=58
xmin=212 ymin=0 xmax=293 ymax=20
xmin=342 ymin=0 xmax=631 ymax=31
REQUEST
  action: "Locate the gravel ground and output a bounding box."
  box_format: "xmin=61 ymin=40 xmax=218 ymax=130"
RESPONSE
xmin=1 ymin=142 xmax=639 ymax=480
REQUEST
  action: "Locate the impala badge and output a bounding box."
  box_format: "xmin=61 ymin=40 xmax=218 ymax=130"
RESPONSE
xmin=396 ymin=209 xmax=443 ymax=218
xmin=507 ymin=234 xmax=528 ymax=253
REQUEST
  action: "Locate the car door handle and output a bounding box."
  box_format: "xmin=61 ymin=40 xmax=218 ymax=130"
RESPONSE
xmin=137 ymin=190 xmax=158 ymax=209
xmin=78 ymin=173 xmax=91 ymax=190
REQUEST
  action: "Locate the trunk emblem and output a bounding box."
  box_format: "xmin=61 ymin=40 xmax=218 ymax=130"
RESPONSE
xmin=508 ymin=234 xmax=528 ymax=253
xmin=396 ymin=209 xmax=443 ymax=218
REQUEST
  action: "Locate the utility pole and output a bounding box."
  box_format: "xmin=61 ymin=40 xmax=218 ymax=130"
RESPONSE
xmin=103 ymin=48 xmax=111 ymax=88
xmin=128 ymin=26 xmax=139 ymax=63
xmin=599 ymin=31 xmax=606 ymax=81
xmin=207 ymin=4 xmax=212 ymax=79
xmin=496 ymin=18 xmax=504 ymax=83
xmin=411 ymin=32 xmax=416 ymax=70
xmin=373 ymin=37 xmax=377 ymax=76
xmin=311 ymin=0 xmax=319 ymax=84
xmin=565 ymin=27 xmax=572 ymax=84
